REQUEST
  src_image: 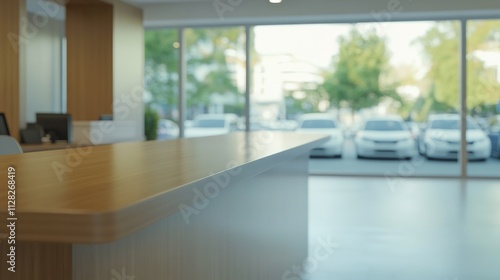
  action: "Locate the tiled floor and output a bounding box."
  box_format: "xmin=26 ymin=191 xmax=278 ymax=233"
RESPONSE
xmin=305 ymin=176 xmax=500 ymax=280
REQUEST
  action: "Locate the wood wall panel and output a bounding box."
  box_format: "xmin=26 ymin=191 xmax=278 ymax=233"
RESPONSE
xmin=0 ymin=0 xmax=21 ymax=139
xmin=66 ymin=3 xmax=113 ymax=121
xmin=0 ymin=241 xmax=72 ymax=280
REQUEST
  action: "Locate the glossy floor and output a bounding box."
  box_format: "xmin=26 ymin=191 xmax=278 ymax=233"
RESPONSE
xmin=306 ymin=177 xmax=500 ymax=280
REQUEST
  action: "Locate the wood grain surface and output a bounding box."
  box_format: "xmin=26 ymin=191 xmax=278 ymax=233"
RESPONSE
xmin=0 ymin=241 xmax=72 ymax=280
xmin=66 ymin=2 xmax=113 ymax=121
xmin=0 ymin=0 xmax=22 ymax=140
xmin=0 ymin=132 xmax=328 ymax=243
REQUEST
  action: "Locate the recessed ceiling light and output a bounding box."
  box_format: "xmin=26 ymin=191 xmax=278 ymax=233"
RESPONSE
xmin=269 ymin=0 xmax=282 ymax=3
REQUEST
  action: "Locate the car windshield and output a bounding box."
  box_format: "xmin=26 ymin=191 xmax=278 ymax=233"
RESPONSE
xmin=195 ymin=119 xmax=225 ymax=128
xmin=364 ymin=120 xmax=404 ymax=131
xmin=300 ymin=119 xmax=337 ymax=129
xmin=159 ymin=121 xmax=172 ymax=128
xmin=429 ymin=119 xmax=479 ymax=130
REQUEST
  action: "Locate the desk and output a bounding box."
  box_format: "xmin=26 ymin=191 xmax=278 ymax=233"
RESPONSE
xmin=0 ymin=132 xmax=328 ymax=280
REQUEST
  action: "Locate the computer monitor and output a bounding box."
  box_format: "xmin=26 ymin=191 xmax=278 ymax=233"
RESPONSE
xmin=0 ymin=113 xmax=10 ymax=136
xmin=36 ymin=113 xmax=73 ymax=143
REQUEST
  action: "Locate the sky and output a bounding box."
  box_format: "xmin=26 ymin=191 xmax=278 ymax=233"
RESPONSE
xmin=254 ymin=21 xmax=435 ymax=70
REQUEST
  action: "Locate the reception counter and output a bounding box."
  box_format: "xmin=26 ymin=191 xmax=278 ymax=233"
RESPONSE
xmin=0 ymin=132 xmax=328 ymax=279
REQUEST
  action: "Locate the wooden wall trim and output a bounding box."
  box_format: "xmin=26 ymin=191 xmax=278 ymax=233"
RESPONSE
xmin=0 ymin=0 xmax=21 ymax=140
xmin=66 ymin=2 xmax=114 ymax=121
xmin=0 ymin=241 xmax=72 ymax=280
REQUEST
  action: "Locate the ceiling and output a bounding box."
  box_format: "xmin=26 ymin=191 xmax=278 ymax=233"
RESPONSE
xmin=122 ymin=0 xmax=500 ymax=28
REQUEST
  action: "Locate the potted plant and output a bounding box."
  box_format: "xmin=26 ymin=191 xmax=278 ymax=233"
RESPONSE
xmin=144 ymin=105 xmax=159 ymax=141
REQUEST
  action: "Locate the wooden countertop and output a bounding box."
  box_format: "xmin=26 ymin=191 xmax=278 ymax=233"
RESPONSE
xmin=0 ymin=132 xmax=328 ymax=243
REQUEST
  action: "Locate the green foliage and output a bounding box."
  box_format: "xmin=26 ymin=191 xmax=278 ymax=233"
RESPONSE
xmin=322 ymin=27 xmax=399 ymax=113
xmin=224 ymin=103 xmax=244 ymax=116
xmin=145 ymin=27 xmax=250 ymax=119
xmin=144 ymin=107 xmax=159 ymax=141
xmin=416 ymin=22 xmax=460 ymax=107
xmin=410 ymin=83 xmax=456 ymax=122
xmin=284 ymin=82 xmax=330 ymax=114
xmin=185 ymin=28 xmax=244 ymax=110
xmin=145 ymin=29 xmax=179 ymax=118
xmin=416 ymin=21 xmax=500 ymax=111
xmin=286 ymin=97 xmax=310 ymax=113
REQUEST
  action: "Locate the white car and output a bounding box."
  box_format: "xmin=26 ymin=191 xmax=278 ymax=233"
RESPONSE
xmin=296 ymin=114 xmax=344 ymax=157
xmin=420 ymin=114 xmax=491 ymax=161
xmin=185 ymin=114 xmax=238 ymax=138
xmin=355 ymin=116 xmax=416 ymax=159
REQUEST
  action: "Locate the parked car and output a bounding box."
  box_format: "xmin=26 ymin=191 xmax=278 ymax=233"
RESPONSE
xmin=419 ymin=114 xmax=491 ymax=161
xmin=269 ymin=120 xmax=298 ymax=131
xmin=157 ymin=119 xmax=179 ymax=140
xmin=296 ymin=114 xmax=344 ymax=158
xmin=185 ymin=114 xmax=238 ymax=138
xmin=355 ymin=116 xmax=416 ymax=159
xmin=488 ymin=115 xmax=500 ymax=158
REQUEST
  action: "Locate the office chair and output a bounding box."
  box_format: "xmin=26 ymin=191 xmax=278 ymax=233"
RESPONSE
xmin=0 ymin=135 xmax=23 ymax=155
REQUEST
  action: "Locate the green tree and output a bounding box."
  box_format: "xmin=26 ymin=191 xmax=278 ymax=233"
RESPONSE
xmin=415 ymin=22 xmax=460 ymax=108
xmin=410 ymin=83 xmax=456 ymax=122
xmin=185 ymin=28 xmax=247 ymax=117
xmin=145 ymin=28 xmax=251 ymax=119
xmin=416 ymin=21 xmax=500 ymax=112
xmin=468 ymin=20 xmax=500 ymax=114
xmin=322 ymin=27 xmax=399 ymax=115
xmin=145 ymin=29 xmax=179 ymax=119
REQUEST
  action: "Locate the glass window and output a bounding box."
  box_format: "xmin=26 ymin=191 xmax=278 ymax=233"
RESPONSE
xmin=145 ymin=28 xmax=180 ymax=140
xmin=144 ymin=20 xmax=500 ymax=178
xmin=250 ymin=25 xmax=331 ymax=132
xmin=251 ymin=22 xmax=460 ymax=176
xmin=467 ymin=20 xmax=500 ymax=177
xmin=185 ymin=27 xmax=246 ymax=138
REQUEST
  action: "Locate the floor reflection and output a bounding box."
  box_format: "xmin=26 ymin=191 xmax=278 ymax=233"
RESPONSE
xmin=306 ymin=177 xmax=500 ymax=280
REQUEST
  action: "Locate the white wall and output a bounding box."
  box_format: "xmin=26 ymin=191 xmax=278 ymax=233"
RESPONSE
xmin=112 ymin=0 xmax=145 ymax=141
xmin=142 ymin=0 xmax=500 ymax=27
xmin=24 ymin=13 xmax=64 ymax=123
